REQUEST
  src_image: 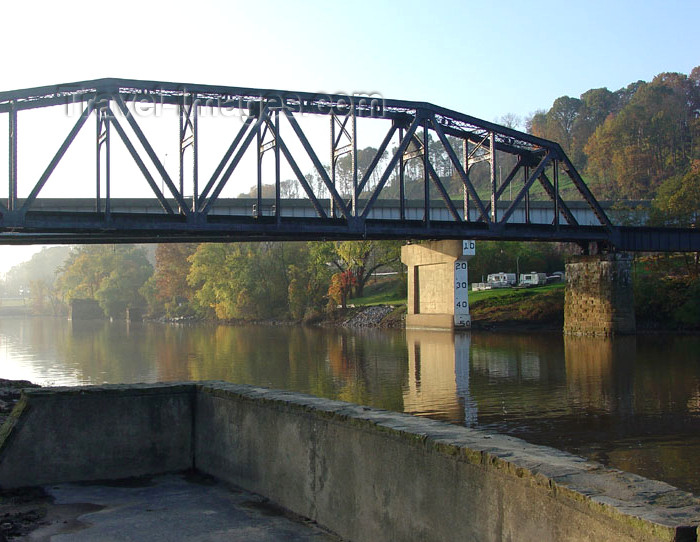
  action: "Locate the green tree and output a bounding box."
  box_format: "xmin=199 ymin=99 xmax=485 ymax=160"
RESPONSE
xmin=652 ymin=165 xmax=700 ymax=228
xmin=547 ymin=96 xmax=583 ymax=153
xmin=187 ymin=242 xmax=307 ymax=321
xmin=55 ymin=245 xmax=153 ymax=318
xmin=56 ymin=246 xmax=116 ymax=300
xmin=287 ymin=244 xmax=332 ymax=320
xmin=95 ymin=249 xmax=153 ymax=317
xmin=187 ymin=243 xmax=236 ymax=319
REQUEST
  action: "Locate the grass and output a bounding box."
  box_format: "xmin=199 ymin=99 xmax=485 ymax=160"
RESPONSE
xmin=469 ymin=283 xmax=565 ymax=326
xmin=468 ymin=282 xmax=564 ymax=305
xmin=348 ymin=276 xmax=566 ymax=327
xmin=349 ymin=276 xmax=406 ymax=306
xmin=348 ymin=276 xmax=564 ymax=308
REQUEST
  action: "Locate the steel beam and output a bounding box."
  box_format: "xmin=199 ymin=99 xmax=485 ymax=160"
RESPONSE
xmin=9 ymin=102 xmax=17 ymax=212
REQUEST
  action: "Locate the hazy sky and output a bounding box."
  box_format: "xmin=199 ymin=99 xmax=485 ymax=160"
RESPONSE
xmin=0 ymin=0 xmax=698 ymax=272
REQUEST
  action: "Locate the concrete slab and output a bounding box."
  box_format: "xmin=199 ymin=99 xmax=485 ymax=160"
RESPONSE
xmin=26 ymin=473 xmax=340 ymax=542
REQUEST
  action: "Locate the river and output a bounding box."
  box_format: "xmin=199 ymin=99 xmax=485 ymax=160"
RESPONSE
xmin=1 ymin=316 xmax=699 ymax=495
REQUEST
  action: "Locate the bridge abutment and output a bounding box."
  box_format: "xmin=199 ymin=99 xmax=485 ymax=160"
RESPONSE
xmin=69 ymin=299 xmax=103 ymax=320
xmin=564 ymin=253 xmax=636 ymax=336
xmin=401 ymin=240 xmax=470 ymax=330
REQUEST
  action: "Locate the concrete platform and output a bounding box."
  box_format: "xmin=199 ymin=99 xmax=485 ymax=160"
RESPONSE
xmin=26 ymin=473 xmax=340 ymax=541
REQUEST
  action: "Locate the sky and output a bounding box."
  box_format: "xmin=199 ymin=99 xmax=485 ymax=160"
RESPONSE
xmin=0 ymin=0 xmax=698 ymax=273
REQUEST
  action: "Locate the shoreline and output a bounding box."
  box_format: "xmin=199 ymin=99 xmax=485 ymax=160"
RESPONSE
xmin=148 ymin=306 xmax=699 ymax=335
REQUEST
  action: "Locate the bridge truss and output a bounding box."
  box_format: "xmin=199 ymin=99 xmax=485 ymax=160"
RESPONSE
xmin=0 ymin=78 xmax=697 ymax=251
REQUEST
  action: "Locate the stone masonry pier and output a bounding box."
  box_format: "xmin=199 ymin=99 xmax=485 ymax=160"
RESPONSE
xmin=1 ymin=383 xmax=698 ymax=541
xmin=564 ymin=254 xmax=636 ymax=335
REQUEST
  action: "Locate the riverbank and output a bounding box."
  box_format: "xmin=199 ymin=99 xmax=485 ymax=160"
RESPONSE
xmin=321 ymin=284 xmax=566 ymax=332
xmin=148 ymin=277 xmax=698 ymax=333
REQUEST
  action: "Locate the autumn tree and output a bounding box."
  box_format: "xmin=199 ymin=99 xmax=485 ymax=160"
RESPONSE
xmin=313 ymin=240 xmax=402 ymax=298
xmin=328 ymin=270 xmax=357 ymax=309
xmin=144 ymin=243 xmax=199 ymax=316
xmin=526 ymin=67 xmax=699 ymax=200
xmin=585 ymin=72 xmax=698 ymax=198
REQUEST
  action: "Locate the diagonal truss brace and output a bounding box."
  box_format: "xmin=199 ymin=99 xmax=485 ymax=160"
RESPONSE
xmin=559 ymin=153 xmax=613 ymax=229
xmin=330 ymin=112 xmax=357 ymax=217
xmin=538 ymin=171 xmax=578 ymax=226
xmin=179 ymin=94 xmax=198 ymax=213
xmin=361 ymin=115 xmax=422 ymax=220
xmin=283 ymin=108 xmax=350 ymax=219
xmin=431 ymin=116 xmax=490 ymax=223
xmin=107 ymin=107 xmax=175 ymax=215
xmin=113 ymin=96 xmax=190 ymax=216
xmin=406 ymin=129 xmax=462 ymax=222
xmin=200 ymin=110 xmax=268 ymax=215
xmin=198 ymin=116 xmax=255 ymax=209
xmin=19 ymin=100 xmax=96 ymax=216
xmin=499 ymin=152 xmax=554 ymax=225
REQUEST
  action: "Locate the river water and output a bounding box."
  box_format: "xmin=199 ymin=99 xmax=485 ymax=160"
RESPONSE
xmin=1 ymin=316 xmax=699 ymax=495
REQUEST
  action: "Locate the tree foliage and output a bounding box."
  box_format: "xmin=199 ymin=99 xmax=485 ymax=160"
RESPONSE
xmin=328 ymin=270 xmax=357 ymax=309
xmin=145 ymin=243 xmax=199 ymax=316
xmin=529 ymin=67 xmax=700 ymax=200
xmin=186 ymin=242 xmax=323 ymax=320
xmin=314 ymin=240 xmax=402 ymax=297
xmin=55 ymin=245 xmax=153 ymax=318
xmin=651 ymin=162 xmax=700 ymax=228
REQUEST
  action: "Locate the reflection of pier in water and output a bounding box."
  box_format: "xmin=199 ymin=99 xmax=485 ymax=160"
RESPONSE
xmin=404 ymin=330 xmax=477 ymax=426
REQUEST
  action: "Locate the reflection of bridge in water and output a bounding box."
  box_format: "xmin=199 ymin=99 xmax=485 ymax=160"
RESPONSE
xmin=402 ymin=330 xmax=700 ymax=493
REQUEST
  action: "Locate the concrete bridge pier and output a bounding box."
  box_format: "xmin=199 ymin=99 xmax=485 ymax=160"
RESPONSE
xmin=564 ymin=253 xmax=636 ymax=336
xmin=401 ymin=240 xmax=472 ymax=330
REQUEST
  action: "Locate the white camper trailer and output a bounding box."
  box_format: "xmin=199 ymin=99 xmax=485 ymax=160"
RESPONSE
xmin=519 ymin=272 xmax=548 ymax=287
xmin=486 ymin=272 xmax=516 ymax=288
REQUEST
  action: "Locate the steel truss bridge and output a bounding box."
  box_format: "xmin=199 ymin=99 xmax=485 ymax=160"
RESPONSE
xmin=0 ymin=78 xmax=697 ymax=251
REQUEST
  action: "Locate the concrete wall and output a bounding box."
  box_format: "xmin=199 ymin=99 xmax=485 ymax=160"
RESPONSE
xmin=194 ymin=383 xmax=699 ymax=542
xmin=0 ymin=383 xmax=194 ymax=487
xmin=564 ymin=254 xmax=636 ymax=335
xmin=1 ymin=383 xmax=698 ymax=542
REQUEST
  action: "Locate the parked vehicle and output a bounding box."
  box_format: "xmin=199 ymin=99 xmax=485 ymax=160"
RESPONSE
xmin=546 ymin=271 xmax=565 ymax=284
xmin=473 ymin=272 xmax=517 ymax=291
xmin=487 ymin=272 xmax=516 ymax=288
xmin=519 ymin=272 xmax=547 ymax=287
